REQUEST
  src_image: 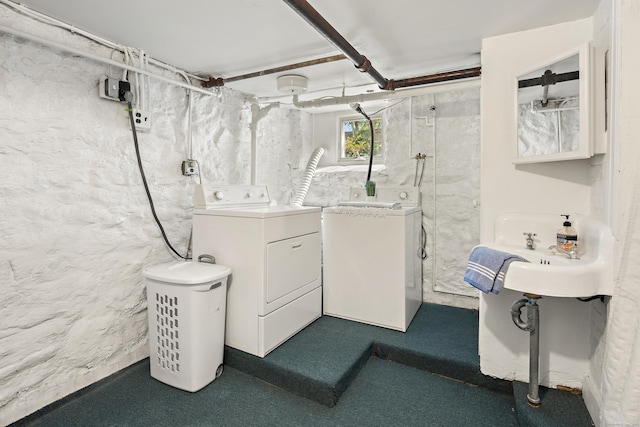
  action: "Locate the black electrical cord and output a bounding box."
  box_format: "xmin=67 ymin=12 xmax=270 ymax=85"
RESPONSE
xmin=366 ymin=116 xmax=374 ymax=183
xmin=419 ymin=225 xmax=428 ymax=260
xmin=124 ymin=95 xmax=190 ymax=260
xmin=350 ymin=103 xmax=375 ymax=183
xmin=577 ymin=295 xmax=606 ymax=302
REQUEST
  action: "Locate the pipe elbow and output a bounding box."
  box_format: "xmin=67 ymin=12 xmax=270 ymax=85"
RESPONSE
xmin=510 ymin=298 xmax=533 ymax=331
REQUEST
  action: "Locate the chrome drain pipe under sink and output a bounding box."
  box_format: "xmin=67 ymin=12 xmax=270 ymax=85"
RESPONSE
xmin=510 ymin=294 xmax=542 ymax=407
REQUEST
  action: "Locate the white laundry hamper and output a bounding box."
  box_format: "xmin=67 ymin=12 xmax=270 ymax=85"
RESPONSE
xmin=143 ymin=260 xmax=231 ymax=392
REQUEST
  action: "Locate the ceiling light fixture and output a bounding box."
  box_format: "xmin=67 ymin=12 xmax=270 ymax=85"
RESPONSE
xmin=277 ymin=74 xmax=308 ymax=94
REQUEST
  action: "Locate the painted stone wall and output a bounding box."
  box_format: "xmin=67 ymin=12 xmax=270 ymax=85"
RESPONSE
xmin=254 ymin=105 xmax=314 ymax=204
xmin=0 ymin=10 xmax=310 ymax=424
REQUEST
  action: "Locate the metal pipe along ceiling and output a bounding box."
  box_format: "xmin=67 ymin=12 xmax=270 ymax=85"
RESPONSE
xmin=201 ymin=54 xmax=347 ymax=88
xmin=282 ymin=0 xmax=481 ymax=91
xmin=283 ymin=0 xmax=392 ymax=90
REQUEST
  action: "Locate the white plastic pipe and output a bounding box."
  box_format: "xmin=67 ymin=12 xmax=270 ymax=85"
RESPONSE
xmin=289 ymin=80 xmax=479 ymax=109
xmin=291 ymin=147 xmax=325 ymax=207
xmin=0 ymin=24 xmax=216 ymax=98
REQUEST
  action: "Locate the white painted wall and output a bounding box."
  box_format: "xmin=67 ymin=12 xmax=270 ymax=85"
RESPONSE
xmin=582 ymin=0 xmax=614 ymax=423
xmin=0 ymin=9 xmax=311 ymax=425
xmin=479 ymin=18 xmax=597 ymax=389
xmin=596 ymin=0 xmax=640 ymax=425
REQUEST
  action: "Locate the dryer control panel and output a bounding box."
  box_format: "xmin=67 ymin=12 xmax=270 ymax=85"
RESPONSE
xmin=349 ymin=186 xmax=421 ymax=207
xmin=195 ymin=184 xmax=271 ymax=209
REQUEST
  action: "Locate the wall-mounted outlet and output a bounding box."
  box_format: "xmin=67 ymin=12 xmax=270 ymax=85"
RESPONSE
xmin=133 ymin=109 xmax=151 ymax=131
xmin=98 ymin=76 xmax=130 ymax=102
xmin=181 ymin=160 xmax=198 ymax=176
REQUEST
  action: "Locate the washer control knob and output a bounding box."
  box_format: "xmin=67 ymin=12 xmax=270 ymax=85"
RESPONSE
xmin=399 ymin=191 xmax=408 ymax=200
xmin=214 ymin=191 xmax=224 ymax=200
xmin=245 ymin=193 xmax=252 ymax=198
xmin=353 ymin=192 xmax=360 ymax=198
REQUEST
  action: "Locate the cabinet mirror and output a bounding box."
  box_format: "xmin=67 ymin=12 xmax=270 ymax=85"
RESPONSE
xmin=515 ymin=43 xmax=591 ymax=164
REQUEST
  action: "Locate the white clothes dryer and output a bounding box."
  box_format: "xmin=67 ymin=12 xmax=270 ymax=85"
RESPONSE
xmin=192 ymin=184 xmax=322 ymax=358
xmin=322 ymin=186 xmax=423 ymax=332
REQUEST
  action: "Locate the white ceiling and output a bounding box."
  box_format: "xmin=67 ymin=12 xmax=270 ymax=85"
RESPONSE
xmin=14 ymin=0 xmax=600 ymax=99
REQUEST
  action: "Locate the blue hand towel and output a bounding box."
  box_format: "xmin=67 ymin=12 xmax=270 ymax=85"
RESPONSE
xmin=464 ymin=246 xmax=529 ymax=294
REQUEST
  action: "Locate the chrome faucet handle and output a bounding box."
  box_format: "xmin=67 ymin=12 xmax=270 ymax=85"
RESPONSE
xmin=523 ymin=232 xmax=537 ymax=250
xmin=548 ymin=245 xmax=580 ymax=259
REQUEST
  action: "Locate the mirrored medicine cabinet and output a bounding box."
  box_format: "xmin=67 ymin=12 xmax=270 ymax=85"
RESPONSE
xmin=514 ymin=43 xmax=592 ymax=164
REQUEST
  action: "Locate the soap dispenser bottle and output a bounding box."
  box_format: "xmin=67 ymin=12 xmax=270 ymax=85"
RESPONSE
xmin=557 ymin=215 xmax=578 ymax=252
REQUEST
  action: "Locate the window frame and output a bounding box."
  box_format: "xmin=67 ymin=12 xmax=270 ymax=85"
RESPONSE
xmin=337 ymin=114 xmax=384 ymax=165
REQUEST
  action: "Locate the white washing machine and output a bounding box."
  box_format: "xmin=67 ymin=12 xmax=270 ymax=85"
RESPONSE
xmin=322 ymin=186 xmax=423 ymax=332
xmin=192 ymin=184 xmax=322 ymax=358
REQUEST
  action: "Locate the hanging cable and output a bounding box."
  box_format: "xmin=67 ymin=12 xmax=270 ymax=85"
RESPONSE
xmin=123 ymin=91 xmax=190 ymax=260
xmin=349 ymin=103 xmax=375 ymax=184
xmin=418 ymin=224 xmax=428 ymax=260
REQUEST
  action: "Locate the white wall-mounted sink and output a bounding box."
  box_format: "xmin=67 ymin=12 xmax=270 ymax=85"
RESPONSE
xmin=488 ymin=213 xmax=614 ymax=297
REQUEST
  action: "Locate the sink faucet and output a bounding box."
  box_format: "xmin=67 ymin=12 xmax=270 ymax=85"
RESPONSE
xmin=523 ymin=232 xmax=537 ymax=250
xmin=548 ymin=245 xmax=579 ymax=259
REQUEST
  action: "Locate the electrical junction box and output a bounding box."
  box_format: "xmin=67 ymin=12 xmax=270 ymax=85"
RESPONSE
xmin=182 ymin=160 xmax=198 ymax=176
xmin=99 ymin=76 xmax=130 ymax=102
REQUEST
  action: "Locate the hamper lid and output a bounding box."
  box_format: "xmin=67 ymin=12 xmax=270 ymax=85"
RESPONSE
xmin=143 ymin=261 xmax=231 ymax=285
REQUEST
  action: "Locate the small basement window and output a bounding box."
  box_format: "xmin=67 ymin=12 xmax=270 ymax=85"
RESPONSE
xmin=339 ymin=116 xmax=383 ymax=162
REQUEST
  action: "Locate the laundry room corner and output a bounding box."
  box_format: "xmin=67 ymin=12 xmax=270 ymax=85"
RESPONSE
xmin=305 ymin=84 xmax=482 ymax=310
xmin=0 ymin=7 xmax=315 ymax=422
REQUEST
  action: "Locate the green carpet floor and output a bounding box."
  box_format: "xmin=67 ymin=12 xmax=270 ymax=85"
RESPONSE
xmin=16 ymin=358 xmax=519 ymax=426
xmin=14 ymin=303 xmax=593 ymax=426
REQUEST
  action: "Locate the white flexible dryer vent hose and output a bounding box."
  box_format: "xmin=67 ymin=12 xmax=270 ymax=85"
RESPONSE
xmin=291 ymin=147 xmax=325 ymax=207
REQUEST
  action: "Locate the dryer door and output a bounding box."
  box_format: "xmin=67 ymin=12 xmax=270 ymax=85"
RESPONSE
xmin=266 ymin=232 xmax=320 ymax=304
